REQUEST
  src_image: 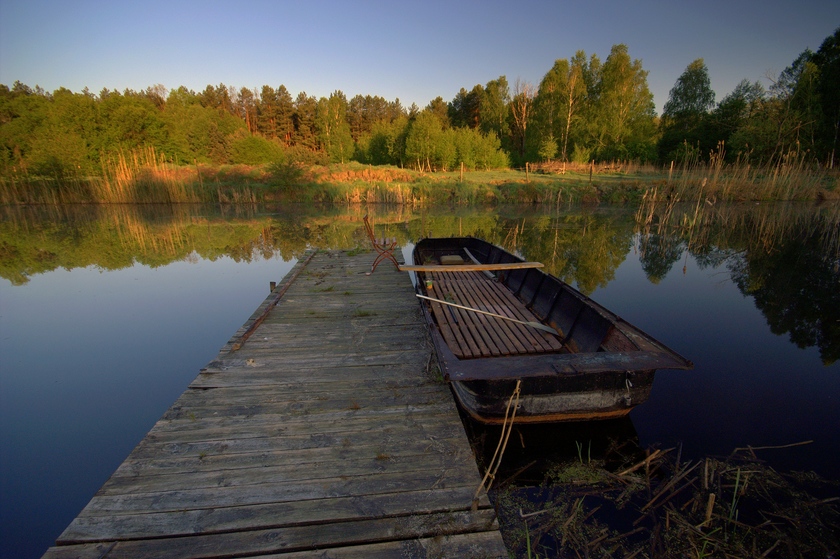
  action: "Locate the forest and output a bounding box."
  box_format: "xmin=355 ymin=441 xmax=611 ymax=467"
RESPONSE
xmin=0 ymin=29 xmax=838 ymax=187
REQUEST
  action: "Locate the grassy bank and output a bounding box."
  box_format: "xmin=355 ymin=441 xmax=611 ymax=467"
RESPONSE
xmin=1 ymin=150 xmax=837 ymax=206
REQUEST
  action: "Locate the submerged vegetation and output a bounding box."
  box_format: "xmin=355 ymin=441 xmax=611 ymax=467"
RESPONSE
xmin=2 ymin=28 xmax=838 ymax=204
xmin=493 ymin=441 xmax=840 ymax=558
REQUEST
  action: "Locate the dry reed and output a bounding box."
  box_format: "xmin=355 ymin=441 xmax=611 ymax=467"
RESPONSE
xmin=496 ymin=444 xmax=839 ymax=558
xmin=98 ymin=147 xmax=202 ymax=203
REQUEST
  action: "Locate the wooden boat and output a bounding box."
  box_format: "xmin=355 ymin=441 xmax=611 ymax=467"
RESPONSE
xmin=404 ymin=237 xmax=693 ymax=424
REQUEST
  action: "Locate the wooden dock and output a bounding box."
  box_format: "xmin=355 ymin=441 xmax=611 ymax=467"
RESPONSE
xmin=43 ymin=250 xmax=508 ymax=558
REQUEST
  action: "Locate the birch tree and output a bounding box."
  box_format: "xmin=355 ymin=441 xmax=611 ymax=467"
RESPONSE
xmin=509 ymin=79 xmax=535 ymax=163
xmin=594 ymin=44 xmax=656 ymax=160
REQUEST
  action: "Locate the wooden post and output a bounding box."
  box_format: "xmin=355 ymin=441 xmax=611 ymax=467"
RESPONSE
xmin=589 ymin=160 xmax=593 ymax=183
xmin=460 ymin=161 xmax=464 ymax=182
xmin=525 ymin=162 xmax=529 ymax=182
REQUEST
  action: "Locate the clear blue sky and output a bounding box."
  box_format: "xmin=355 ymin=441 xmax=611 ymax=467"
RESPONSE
xmin=1 ymin=0 xmax=838 ymax=114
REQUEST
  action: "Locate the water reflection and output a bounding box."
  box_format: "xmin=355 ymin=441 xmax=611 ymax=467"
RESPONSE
xmin=637 ymin=202 xmax=840 ymax=364
xmin=3 ymin=203 xmax=837 ymax=362
xmin=465 ymin=416 xmax=641 ymax=486
xmin=2 ymin=201 xmax=839 ymax=558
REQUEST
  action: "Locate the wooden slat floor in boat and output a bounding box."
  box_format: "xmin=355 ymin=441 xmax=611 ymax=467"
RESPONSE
xmin=43 ymin=250 xmax=507 ymax=559
xmin=426 ymin=271 xmax=564 ymax=359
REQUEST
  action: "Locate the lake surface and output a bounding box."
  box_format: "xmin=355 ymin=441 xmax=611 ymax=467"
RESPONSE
xmin=1 ymin=202 xmax=838 ymax=558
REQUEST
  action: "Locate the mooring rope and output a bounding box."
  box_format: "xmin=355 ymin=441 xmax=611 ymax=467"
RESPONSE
xmin=472 ymin=379 xmax=522 ymax=510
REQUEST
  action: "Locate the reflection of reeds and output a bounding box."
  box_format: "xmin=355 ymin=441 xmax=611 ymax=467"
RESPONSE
xmin=635 ymin=197 xmax=840 ymax=265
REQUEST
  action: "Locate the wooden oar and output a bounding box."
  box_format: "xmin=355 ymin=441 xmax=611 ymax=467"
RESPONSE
xmin=416 ymin=294 xmax=558 ymax=335
xmin=399 ymin=261 xmax=543 ymax=272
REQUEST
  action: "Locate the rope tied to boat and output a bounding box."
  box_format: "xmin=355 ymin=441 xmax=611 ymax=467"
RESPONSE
xmin=472 ymin=379 xmax=522 ymax=510
xmin=625 ymin=371 xmax=634 ymax=406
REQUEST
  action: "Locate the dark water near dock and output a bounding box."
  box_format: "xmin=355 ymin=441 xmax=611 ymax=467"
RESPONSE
xmin=1 ymin=202 xmax=838 ymax=558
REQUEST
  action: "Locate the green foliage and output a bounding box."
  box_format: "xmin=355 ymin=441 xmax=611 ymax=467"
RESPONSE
xmin=229 ymin=133 xmax=286 ymax=165
xmin=267 ymin=160 xmax=304 ymax=190
xmin=537 ymin=133 xmax=557 ymax=162
xmin=706 ymin=79 xmax=765 ymax=160
xmin=659 ymin=59 xmax=717 ymax=161
xmin=316 ymin=91 xmax=354 ymax=163
xmin=347 ymin=94 xmax=399 ymax=140
xmin=593 ymin=45 xmax=657 ymax=159
xmin=448 ymin=85 xmax=483 ymax=129
xmin=481 ymin=76 xmax=511 ymax=142
xmin=359 ymin=116 xmax=408 ymax=166
xmin=405 ymin=111 xmax=445 ymax=171
xmin=2 ymin=26 xmax=839 ymax=189
xmin=812 ymin=27 xmax=840 ymax=165
xmin=663 ymin=59 xmax=715 ymax=120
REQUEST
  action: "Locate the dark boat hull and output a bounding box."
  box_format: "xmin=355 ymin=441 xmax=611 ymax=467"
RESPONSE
xmin=412 ymin=237 xmax=692 ymax=424
xmin=451 ymin=371 xmax=655 ymax=424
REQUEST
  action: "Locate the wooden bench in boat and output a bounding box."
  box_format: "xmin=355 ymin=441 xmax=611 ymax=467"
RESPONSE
xmin=423 ymin=270 xmax=565 ymax=359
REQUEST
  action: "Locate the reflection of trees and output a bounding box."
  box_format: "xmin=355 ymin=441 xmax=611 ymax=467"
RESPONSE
xmin=732 ymin=227 xmax=840 ymax=365
xmin=401 ymin=208 xmax=635 ymax=295
xmin=5 ymin=201 xmax=837 ymax=364
xmin=514 ymin=213 xmax=633 ymax=295
xmin=0 ymin=205 xmax=292 ymax=284
xmin=636 ymin=201 xmax=840 ymax=365
xmin=638 ymin=232 xmax=686 ymax=283
xmin=0 ymin=204 xmax=636 ymax=297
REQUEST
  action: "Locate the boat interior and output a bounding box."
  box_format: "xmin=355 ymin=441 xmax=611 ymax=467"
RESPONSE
xmin=415 ymin=242 xmax=651 ymax=361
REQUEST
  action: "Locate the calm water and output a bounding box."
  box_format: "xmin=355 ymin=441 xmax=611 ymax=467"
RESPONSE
xmin=1 ymin=202 xmax=838 ymax=558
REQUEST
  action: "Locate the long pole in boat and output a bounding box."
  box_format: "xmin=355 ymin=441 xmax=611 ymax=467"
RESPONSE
xmin=416 ymin=294 xmax=558 ymax=334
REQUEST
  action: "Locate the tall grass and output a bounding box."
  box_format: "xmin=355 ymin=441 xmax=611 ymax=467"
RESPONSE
xmin=0 ymin=148 xmax=264 ymax=205
xmin=2 ymin=148 xmax=836 ymax=206
xmin=659 ymin=143 xmax=836 ymax=201
xmin=97 ymin=147 xmax=201 ymax=203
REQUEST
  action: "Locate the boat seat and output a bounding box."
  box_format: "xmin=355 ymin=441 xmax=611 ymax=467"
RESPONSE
xmin=363 ymin=215 xmax=400 ymax=275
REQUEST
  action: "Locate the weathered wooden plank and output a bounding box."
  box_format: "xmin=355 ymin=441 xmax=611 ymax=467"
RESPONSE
xmin=436 ymin=272 xmax=519 ymax=356
xmin=203 ymin=348 xmax=433 ymax=368
xmin=188 ymin=375 xmax=438 ymax=390
xmin=59 ymin=487 xmax=493 ymax=543
xmin=156 ymin=397 xmax=452 ymax=419
xmin=98 ymin=448 xmax=479 ymax=495
xmin=130 ymin=413 xmax=460 ymax=458
xmin=112 ymin=435 xmax=472 ymax=477
xmin=46 ymin=532 xmax=508 ymax=559
xmin=467 ymin=272 xmax=562 ymax=351
xmin=76 ymin=468 xmax=485 ymax=515
xmin=44 ymin=250 xmax=506 ymax=558
xmin=275 ymin=531 xmax=508 ymax=559
xmin=169 ymin=384 xmax=448 ymax=409
xmin=49 ymin=509 xmax=500 ymax=559
xmin=128 ymin=420 xmax=461 ymax=460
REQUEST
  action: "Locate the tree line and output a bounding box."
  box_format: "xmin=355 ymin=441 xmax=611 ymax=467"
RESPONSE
xmin=1 ymin=29 xmax=837 ymax=183
xmin=659 ymin=28 xmax=839 ymax=168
